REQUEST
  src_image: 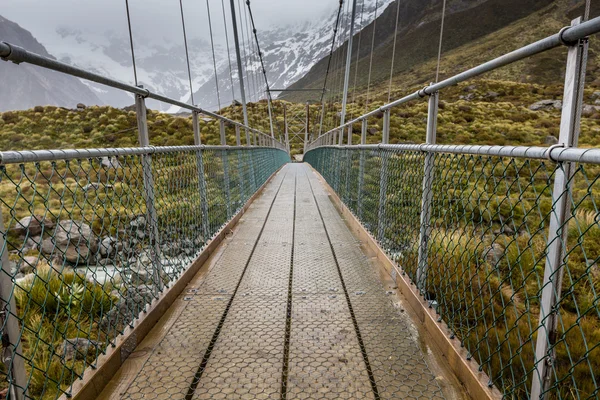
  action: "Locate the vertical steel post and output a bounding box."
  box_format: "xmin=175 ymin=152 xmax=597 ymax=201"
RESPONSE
xmin=219 ymin=120 xmax=232 ymax=218
xmin=235 ymin=125 xmax=241 ymax=146
xmin=136 ymin=92 xmax=163 ymax=293
xmin=304 ymin=102 xmax=310 ymax=154
xmin=245 ymin=127 xmax=251 ymax=146
xmin=332 ymin=129 xmax=337 ymax=146
xmin=377 ymin=113 xmax=389 ymax=245
xmin=347 ymin=124 xmax=352 ymax=146
xmin=284 ymin=104 xmax=290 ymax=154
xmin=339 ymin=128 xmax=344 ymax=146
xmin=358 ymin=118 xmax=367 ymax=219
xmin=416 ymin=91 xmax=439 ymax=292
xmin=340 ymin=0 xmax=358 ymax=126
xmin=318 ymin=102 xmax=326 ymax=137
xmin=193 ymin=111 xmax=210 ymax=243
xmin=0 ymin=212 xmax=26 ymax=400
xmin=531 ymin=17 xmax=588 ymax=400
xmin=382 ymin=109 xmax=390 ymax=144
xmin=234 ymin=125 xmax=246 ymax=205
xmin=229 ymin=0 xmax=248 ymax=127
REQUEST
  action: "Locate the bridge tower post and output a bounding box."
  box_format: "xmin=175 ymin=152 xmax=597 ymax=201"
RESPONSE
xmin=340 ymin=0 xmax=358 ymax=126
xmin=416 ymin=91 xmax=439 ymax=293
xmin=304 ymin=102 xmax=310 ymax=154
xmin=284 ymin=104 xmax=290 ymax=154
xmin=135 ymin=90 xmax=163 ymax=294
xmin=229 ymin=0 xmax=248 ymax=128
xmin=193 ymin=110 xmax=211 ymax=244
xmin=531 ymin=17 xmax=588 ymax=399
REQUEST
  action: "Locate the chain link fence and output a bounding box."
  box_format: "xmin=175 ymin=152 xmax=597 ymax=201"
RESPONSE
xmin=305 ymin=144 xmax=600 ymax=399
xmin=0 ymin=145 xmax=288 ymax=399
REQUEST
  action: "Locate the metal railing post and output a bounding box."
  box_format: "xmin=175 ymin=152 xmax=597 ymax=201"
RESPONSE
xmin=193 ymin=110 xmax=210 ymax=243
xmin=234 ymin=125 xmax=246 ymax=205
xmin=416 ymin=91 xmax=439 ymax=292
xmin=382 ymin=109 xmax=390 ymax=144
xmin=377 ymin=110 xmax=391 ymax=244
xmin=245 ymin=127 xmax=251 ymax=146
xmin=358 ymin=118 xmax=367 ymax=219
xmin=219 ymin=120 xmax=232 ymax=218
xmin=0 ymin=211 xmax=27 ymax=400
xmin=135 ymin=92 xmax=163 ymax=293
xmin=304 ymin=102 xmax=310 ymax=154
xmin=235 ymin=125 xmax=241 ymax=146
xmin=531 ymin=17 xmax=588 ymax=400
xmin=338 ymin=128 xmax=344 ymax=146
xmin=347 ymin=124 xmax=352 ymax=146
xmin=332 ymin=129 xmax=337 ymax=146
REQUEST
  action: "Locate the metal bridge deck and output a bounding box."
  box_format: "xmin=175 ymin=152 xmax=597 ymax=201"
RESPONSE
xmin=99 ymin=163 xmax=460 ymax=400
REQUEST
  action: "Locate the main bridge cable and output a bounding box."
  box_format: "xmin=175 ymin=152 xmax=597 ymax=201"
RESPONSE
xmin=206 ymin=0 xmax=222 ymax=111
xmin=124 ymin=0 xmax=139 ymax=86
xmin=318 ymin=0 xmax=345 ymax=136
xmin=221 ymin=0 xmax=236 ymax=102
xmin=179 ymin=0 xmax=195 ymax=105
xmin=435 ymin=0 xmax=447 ymax=83
xmin=387 ymin=0 xmax=402 ymax=102
xmin=185 ymin=168 xmax=291 ymax=399
xmin=245 ymin=0 xmax=276 ymax=137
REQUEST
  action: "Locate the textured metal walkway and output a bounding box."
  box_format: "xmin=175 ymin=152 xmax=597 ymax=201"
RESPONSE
xmin=99 ymin=163 xmax=459 ymax=400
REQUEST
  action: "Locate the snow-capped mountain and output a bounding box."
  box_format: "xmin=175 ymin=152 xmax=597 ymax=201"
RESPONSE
xmin=191 ymin=0 xmax=394 ymax=110
xmin=49 ymin=26 xmax=226 ymax=111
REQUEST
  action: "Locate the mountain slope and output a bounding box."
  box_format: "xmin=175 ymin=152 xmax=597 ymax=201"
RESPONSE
xmin=0 ymin=15 xmax=101 ymax=112
xmin=285 ymin=0 xmax=560 ymax=102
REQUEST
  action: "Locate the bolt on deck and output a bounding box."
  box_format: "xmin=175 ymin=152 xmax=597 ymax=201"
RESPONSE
xmin=99 ymin=163 xmax=462 ymax=400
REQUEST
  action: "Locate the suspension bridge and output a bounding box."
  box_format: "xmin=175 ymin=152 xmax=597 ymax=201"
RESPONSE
xmin=1 ymin=0 xmax=600 ymax=399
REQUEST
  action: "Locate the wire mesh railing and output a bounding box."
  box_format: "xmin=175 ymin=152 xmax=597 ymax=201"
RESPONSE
xmin=0 ymin=145 xmax=288 ymax=399
xmin=304 ymin=144 xmax=600 ymax=399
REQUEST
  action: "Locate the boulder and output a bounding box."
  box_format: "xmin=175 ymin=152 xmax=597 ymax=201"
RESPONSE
xmin=129 ymin=215 xmax=146 ymax=230
xmin=529 ymin=100 xmax=562 ymax=111
xmin=76 ymin=103 xmax=87 ymax=111
xmin=19 ymin=256 xmax=38 ymax=274
xmin=591 ymin=91 xmax=600 ymax=100
xmin=14 ymin=215 xmax=54 ymax=237
xmin=62 ymin=337 xmax=98 ymax=360
xmin=99 ymin=236 xmax=122 ymax=258
xmin=544 ymin=135 xmax=558 ymax=145
xmin=485 ymin=91 xmax=499 ymax=99
xmin=42 ymin=220 xmax=98 ymax=264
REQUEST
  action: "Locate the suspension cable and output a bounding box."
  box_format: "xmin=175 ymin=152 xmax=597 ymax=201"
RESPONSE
xmin=206 ymin=0 xmax=222 ymax=110
xmin=435 ymin=0 xmax=447 ymax=83
xmin=221 ymin=0 xmax=236 ymax=101
xmin=365 ymin=0 xmax=378 ymax=112
xmin=239 ymin=0 xmax=256 ymax=102
xmin=351 ymin=0 xmax=366 ymax=104
xmin=179 ymin=0 xmax=195 ymax=105
xmin=318 ymin=0 xmax=344 ymax=136
xmin=124 ymin=0 xmax=139 ymax=86
xmin=388 ymin=0 xmax=401 ymax=102
xmin=245 ymin=0 xmax=275 ymax=136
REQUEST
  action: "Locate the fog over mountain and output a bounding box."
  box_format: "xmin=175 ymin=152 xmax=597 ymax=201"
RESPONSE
xmin=1 ymin=0 xmax=345 ymax=112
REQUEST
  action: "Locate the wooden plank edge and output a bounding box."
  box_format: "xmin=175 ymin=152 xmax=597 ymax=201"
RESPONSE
xmin=62 ymin=165 xmax=286 ymax=400
xmin=306 ymin=163 xmax=502 ymax=400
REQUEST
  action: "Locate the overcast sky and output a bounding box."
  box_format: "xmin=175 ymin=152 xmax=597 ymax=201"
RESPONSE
xmin=3 ymin=0 xmax=337 ymax=46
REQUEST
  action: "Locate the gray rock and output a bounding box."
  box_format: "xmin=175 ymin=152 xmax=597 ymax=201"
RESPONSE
xmin=162 ymin=241 xmax=182 ymax=257
xmin=592 ymin=91 xmax=600 ymax=100
xmin=129 ymin=215 xmax=146 ymax=230
xmin=99 ymin=236 xmax=122 ymax=258
xmin=76 ymin=103 xmax=87 ymax=110
xmin=40 ymin=238 xmax=55 ymax=255
xmin=582 ymin=104 xmax=600 ymax=117
xmin=545 ymin=135 xmax=558 ymax=145
xmin=48 ymin=220 xmax=98 ymax=264
xmin=62 ymin=337 xmax=98 ymax=360
xmin=485 ymin=243 xmax=505 ymax=265
xmin=100 ymin=286 xmax=155 ymax=331
xmin=19 ymin=256 xmax=38 ymax=274
xmin=14 ymin=215 xmax=54 ymax=237
xmin=101 ymin=156 xmax=121 ymax=169
xmin=485 ymin=91 xmax=499 ymax=99
xmin=529 ymin=100 xmax=562 ymax=111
